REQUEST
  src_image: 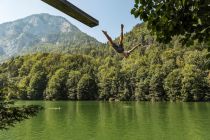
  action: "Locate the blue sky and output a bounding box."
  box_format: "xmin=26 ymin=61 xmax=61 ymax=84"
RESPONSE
xmin=0 ymin=0 xmax=141 ymax=43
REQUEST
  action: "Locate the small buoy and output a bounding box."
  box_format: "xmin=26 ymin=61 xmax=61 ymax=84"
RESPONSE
xmin=48 ymin=107 xmax=61 ymax=110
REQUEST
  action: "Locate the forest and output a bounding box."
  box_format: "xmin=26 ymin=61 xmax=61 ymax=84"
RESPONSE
xmin=1 ymin=0 xmax=210 ymax=131
xmin=0 ymin=24 xmax=209 ymax=102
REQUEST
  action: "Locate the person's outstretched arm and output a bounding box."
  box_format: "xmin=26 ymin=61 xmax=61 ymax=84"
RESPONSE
xmin=128 ymin=44 xmax=140 ymax=53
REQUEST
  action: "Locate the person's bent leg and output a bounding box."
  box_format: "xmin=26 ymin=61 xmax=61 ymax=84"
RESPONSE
xmin=119 ymin=24 xmax=124 ymax=46
xmin=102 ymin=30 xmax=115 ymax=46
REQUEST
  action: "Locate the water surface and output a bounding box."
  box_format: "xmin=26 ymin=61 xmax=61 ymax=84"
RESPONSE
xmin=0 ymin=101 xmax=210 ymax=140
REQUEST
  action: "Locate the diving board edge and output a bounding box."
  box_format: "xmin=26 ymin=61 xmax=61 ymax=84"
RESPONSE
xmin=41 ymin=0 xmax=99 ymax=27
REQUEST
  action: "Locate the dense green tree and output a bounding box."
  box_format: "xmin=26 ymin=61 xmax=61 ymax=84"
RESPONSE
xmin=131 ymin=0 xmax=210 ymax=45
xmin=18 ymin=60 xmax=33 ymax=77
xmin=17 ymin=76 xmax=30 ymax=99
xmin=183 ymin=50 xmax=208 ymax=70
xmin=149 ymin=72 xmax=165 ymax=101
xmin=6 ymin=79 xmax=19 ymax=100
xmin=0 ymin=74 xmax=7 ymax=99
xmin=181 ymin=65 xmax=208 ymax=101
xmin=164 ymin=69 xmax=182 ymax=101
xmin=27 ymin=72 xmax=47 ymax=100
xmin=135 ymin=66 xmax=150 ymax=101
xmin=146 ymin=46 xmax=162 ymax=65
xmin=66 ymin=71 xmax=81 ymax=100
xmin=46 ymin=68 xmax=68 ymax=100
xmin=206 ymin=74 xmax=210 ymax=100
xmin=7 ymin=57 xmax=24 ymax=77
xmin=27 ymin=61 xmax=47 ymax=100
xmin=0 ymin=101 xmax=42 ymax=130
xmin=135 ymin=79 xmax=150 ymax=101
xmin=120 ymin=59 xmax=139 ymax=100
xmin=77 ymin=74 xmax=98 ymax=100
xmin=97 ymin=57 xmax=121 ymax=100
xmin=98 ymin=65 xmax=121 ymax=100
xmin=98 ymin=78 xmax=112 ymax=100
xmin=161 ymin=48 xmax=182 ymax=74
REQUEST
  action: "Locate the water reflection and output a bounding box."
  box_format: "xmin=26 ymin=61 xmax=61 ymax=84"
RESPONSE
xmin=0 ymin=101 xmax=210 ymax=140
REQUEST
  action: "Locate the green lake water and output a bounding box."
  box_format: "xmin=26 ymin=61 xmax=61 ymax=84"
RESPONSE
xmin=0 ymin=101 xmax=210 ymax=140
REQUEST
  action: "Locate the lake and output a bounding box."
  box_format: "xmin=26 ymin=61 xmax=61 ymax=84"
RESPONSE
xmin=0 ymin=101 xmax=210 ymax=140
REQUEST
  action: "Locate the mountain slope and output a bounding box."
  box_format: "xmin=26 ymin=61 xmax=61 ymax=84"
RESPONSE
xmin=0 ymin=13 xmax=101 ymax=60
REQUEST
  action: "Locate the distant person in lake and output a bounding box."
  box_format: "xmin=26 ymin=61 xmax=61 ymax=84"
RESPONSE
xmin=102 ymin=24 xmax=139 ymax=58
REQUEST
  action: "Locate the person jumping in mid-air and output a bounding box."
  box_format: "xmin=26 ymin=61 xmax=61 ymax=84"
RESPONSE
xmin=102 ymin=24 xmax=139 ymax=58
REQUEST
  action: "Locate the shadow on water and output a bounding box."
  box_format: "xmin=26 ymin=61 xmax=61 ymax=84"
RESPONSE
xmin=0 ymin=101 xmax=210 ymax=140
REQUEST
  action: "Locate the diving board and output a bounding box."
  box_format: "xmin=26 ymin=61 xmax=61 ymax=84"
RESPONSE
xmin=41 ymin=0 xmax=99 ymax=27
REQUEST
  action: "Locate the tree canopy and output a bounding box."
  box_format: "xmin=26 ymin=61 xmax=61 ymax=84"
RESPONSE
xmin=0 ymin=24 xmax=209 ymax=102
xmin=0 ymin=45 xmax=209 ymax=102
xmin=0 ymin=101 xmax=42 ymax=130
xmin=131 ymin=0 xmax=210 ymax=45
